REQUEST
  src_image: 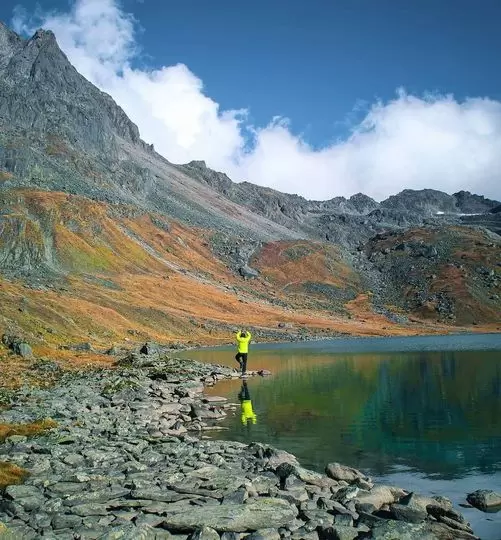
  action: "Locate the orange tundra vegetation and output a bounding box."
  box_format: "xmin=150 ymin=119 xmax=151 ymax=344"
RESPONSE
xmin=0 ymin=419 xmax=56 ymax=489
xmin=0 ymin=461 xmax=29 ymax=489
xmin=0 ymin=189 xmax=497 ymax=383
xmin=0 ymin=419 xmax=57 ymax=443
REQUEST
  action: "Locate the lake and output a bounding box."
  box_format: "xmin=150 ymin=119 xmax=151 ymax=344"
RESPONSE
xmin=181 ymin=333 xmax=501 ymax=539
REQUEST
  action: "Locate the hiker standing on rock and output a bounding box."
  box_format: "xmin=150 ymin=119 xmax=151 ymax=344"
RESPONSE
xmin=235 ymin=329 xmax=251 ymax=376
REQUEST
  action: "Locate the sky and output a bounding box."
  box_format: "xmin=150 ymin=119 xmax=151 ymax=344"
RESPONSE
xmin=1 ymin=0 xmax=501 ymax=201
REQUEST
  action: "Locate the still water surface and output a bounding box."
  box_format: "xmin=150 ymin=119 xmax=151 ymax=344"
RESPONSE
xmin=182 ymin=334 xmax=501 ymax=539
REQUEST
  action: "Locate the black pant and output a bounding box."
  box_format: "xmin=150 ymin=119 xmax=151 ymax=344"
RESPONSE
xmin=240 ymin=382 xmax=250 ymax=400
xmin=235 ymin=352 xmax=248 ymax=374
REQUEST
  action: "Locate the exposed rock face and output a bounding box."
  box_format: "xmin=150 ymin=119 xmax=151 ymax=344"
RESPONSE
xmin=363 ymin=226 xmax=501 ymax=324
xmin=0 ymin=25 xmax=140 ymax=151
xmin=1 ymin=21 xmax=500 ymax=250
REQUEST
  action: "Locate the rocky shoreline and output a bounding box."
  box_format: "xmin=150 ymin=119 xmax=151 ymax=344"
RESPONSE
xmin=0 ymin=351 xmax=482 ymax=539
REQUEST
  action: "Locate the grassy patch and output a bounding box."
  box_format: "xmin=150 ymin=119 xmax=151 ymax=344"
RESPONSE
xmin=283 ymin=244 xmax=313 ymax=261
xmin=0 ymin=419 xmax=58 ymax=443
xmin=0 ymin=461 xmax=29 ymax=490
xmin=0 ymin=389 xmax=14 ymax=410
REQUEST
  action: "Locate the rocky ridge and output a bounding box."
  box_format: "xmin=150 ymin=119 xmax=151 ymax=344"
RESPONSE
xmin=0 ymin=353 xmax=481 ymax=539
xmin=0 ymin=22 xmax=298 ymax=243
xmin=180 ymin=162 xmax=501 ymax=247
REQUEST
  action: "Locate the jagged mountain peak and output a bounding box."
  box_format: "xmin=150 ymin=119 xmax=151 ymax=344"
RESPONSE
xmin=0 ymin=22 xmax=143 ymax=151
xmin=0 ymin=19 xmax=19 ymax=37
xmin=348 ymin=193 xmax=379 ymax=214
xmin=187 ymin=160 xmax=208 ymax=168
xmin=453 ymin=190 xmax=500 ymax=213
xmin=30 ymin=28 xmax=56 ymax=42
xmin=381 ymin=187 xmax=500 ymax=216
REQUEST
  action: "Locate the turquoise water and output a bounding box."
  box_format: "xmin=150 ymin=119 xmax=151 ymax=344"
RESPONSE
xmin=181 ymin=333 xmax=501 ymax=539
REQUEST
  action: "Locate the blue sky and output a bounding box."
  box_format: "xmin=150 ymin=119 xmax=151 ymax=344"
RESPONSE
xmin=1 ymin=0 xmax=501 ymax=200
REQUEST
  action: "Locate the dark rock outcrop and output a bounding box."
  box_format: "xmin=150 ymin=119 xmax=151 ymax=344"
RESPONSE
xmin=1 ymin=334 xmax=33 ymax=357
xmin=467 ymin=490 xmax=501 ymax=511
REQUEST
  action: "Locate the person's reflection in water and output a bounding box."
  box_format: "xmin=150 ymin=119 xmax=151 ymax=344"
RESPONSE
xmin=238 ymin=380 xmax=257 ymax=430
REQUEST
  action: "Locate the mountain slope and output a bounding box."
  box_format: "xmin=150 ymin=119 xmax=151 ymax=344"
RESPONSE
xmin=0 ymin=22 xmax=300 ymax=243
xmin=365 ymin=225 xmax=501 ymax=325
xmin=2 ymin=188 xmax=439 ymax=377
xmin=0 ymin=21 xmax=500 ymax=375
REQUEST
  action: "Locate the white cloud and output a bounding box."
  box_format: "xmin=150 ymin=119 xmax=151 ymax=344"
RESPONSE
xmin=11 ymin=0 xmax=501 ymax=201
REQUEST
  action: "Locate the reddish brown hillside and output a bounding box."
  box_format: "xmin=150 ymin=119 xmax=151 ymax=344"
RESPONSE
xmin=0 ymin=190 xmax=498 ymax=388
xmin=365 ymin=226 xmax=501 ymax=325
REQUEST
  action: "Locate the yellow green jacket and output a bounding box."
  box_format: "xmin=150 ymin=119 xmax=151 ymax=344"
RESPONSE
xmin=236 ymin=331 xmax=252 ymax=353
xmin=241 ymin=399 xmax=257 ymax=425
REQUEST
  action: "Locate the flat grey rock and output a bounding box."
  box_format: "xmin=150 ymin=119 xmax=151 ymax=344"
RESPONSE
xmin=161 ymin=498 xmax=297 ymax=532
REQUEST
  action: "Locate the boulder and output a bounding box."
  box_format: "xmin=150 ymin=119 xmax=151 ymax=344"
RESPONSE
xmin=427 ymin=522 xmax=480 ymax=540
xmin=249 ymin=474 xmax=279 ymax=495
xmin=275 ymin=487 xmax=309 ymax=505
xmin=433 ymin=515 xmax=474 ymax=534
xmin=390 ymin=503 xmax=427 ymax=523
xmin=426 ymin=504 xmax=466 ymax=524
xmin=69 ymin=341 xmax=93 ymax=351
xmin=333 ymin=514 xmax=353 ymax=527
xmin=355 ymin=485 xmax=400 ymax=512
xmin=299 ymin=509 xmax=334 ymax=529
xmin=52 ymin=514 xmax=83 ymax=530
xmin=189 ymin=527 xmax=220 ymax=540
xmin=290 ymin=529 xmax=318 ymax=540
xmin=160 ymin=498 xmax=297 ymax=532
xmin=5 ymin=485 xmax=42 ymax=500
xmin=1 ymin=334 xmax=33 ymax=357
xmin=266 ymin=449 xmax=300 ymax=470
xmin=466 ymin=489 xmax=501 ymax=511
xmin=238 ymin=265 xmax=259 ymax=279
xmin=140 ymin=342 xmax=160 ymax=355
xmin=325 ymin=463 xmax=367 ymax=484
xmin=223 ymin=489 xmax=247 ymax=505
xmin=371 ymin=521 xmax=432 ymax=539
xmin=398 ymin=492 xmax=452 ymax=514
xmin=71 ymin=503 xmax=109 ymax=516
xmin=203 ymin=396 xmax=228 ymax=403
xmin=4 ymin=484 xmax=44 ymax=510
xmin=294 ymin=466 xmax=336 ymax=489
xmin=332 ymin=486 xmax=359 ymax=503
